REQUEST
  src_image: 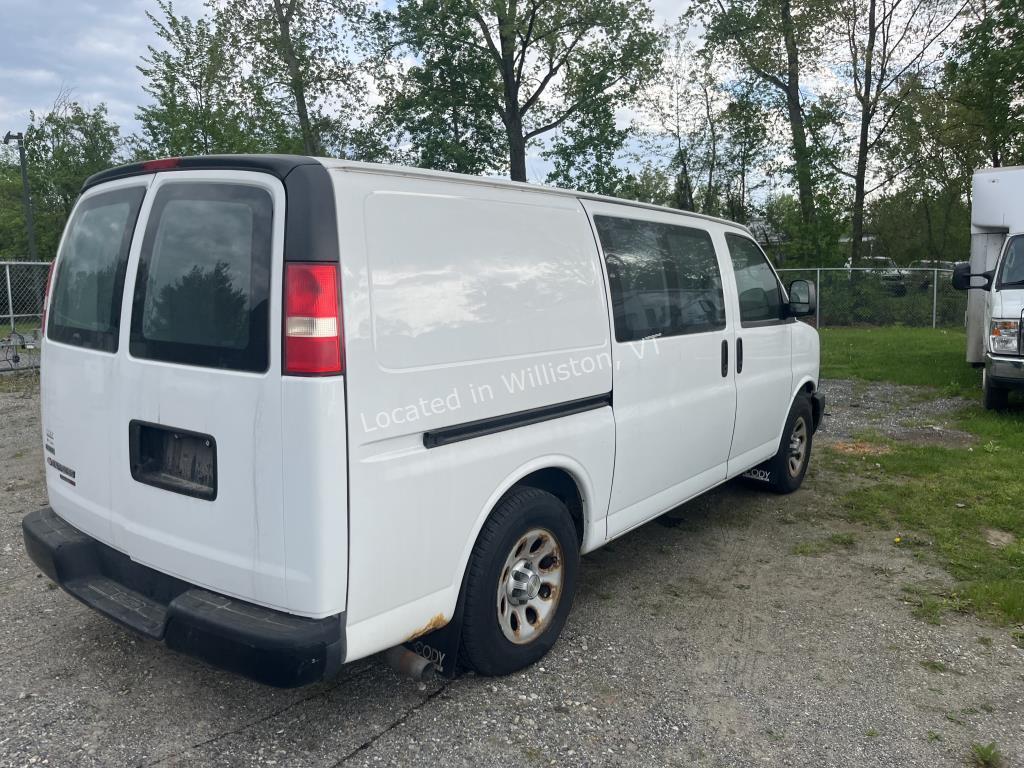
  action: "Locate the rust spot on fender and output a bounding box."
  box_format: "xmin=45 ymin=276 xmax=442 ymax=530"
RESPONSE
xmin=405 ymin=613 xmax=448 ymax=642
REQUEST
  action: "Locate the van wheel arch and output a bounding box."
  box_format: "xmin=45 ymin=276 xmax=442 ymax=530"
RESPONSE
xmin=510 ymin=467 xmax=585 ymax=547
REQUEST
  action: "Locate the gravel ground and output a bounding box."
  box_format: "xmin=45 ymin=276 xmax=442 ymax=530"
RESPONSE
xmin=1 ymin=373 xmax=1021 ymax=768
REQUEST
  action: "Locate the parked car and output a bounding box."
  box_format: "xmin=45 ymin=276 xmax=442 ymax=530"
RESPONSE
xmin=908 ymin=260 xmax=955 ymax=289
xmin=953 ymin=165 xmax=1024 ymax=409
xmin=24 ymin=155 xmax=822 ymax=687
xmin=845 ymin=255 xmax=906 ymax=294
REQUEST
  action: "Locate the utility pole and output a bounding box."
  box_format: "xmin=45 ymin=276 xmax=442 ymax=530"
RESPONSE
xmin=3 ymin=131 xmax=38 ymax=261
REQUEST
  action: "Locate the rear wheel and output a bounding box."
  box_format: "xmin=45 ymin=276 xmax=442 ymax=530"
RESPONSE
xmin=760 ymin=396 xmax=814 ymax=494
xmin=460 ymin=487 xmax=579 ymax=676
xmin=982 ymin=369 xmax=1009 ymax=411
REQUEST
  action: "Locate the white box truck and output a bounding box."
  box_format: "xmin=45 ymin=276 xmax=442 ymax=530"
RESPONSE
xmin=24 ymin=155 xmax=823 ymax=686
xmin=953 ymin=166 xmax=1024 ymax=409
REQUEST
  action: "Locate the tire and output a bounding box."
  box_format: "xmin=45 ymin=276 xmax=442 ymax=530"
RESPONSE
xmin=460 ymin=486 xmax=579 ymax=676
xmin=982 ymin=369 xmax=1009 ymax=411
xmin=761 ymin=396 xmax=814 ymax=494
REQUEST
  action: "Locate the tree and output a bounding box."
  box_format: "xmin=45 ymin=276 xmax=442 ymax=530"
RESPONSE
xmin=544 ymin=96 xmax=630 ymax=195
xmin=136 ymin=1 xmax=294 ymax=157
xmin=832 ymin=0 xmax=966 ymax=263
xmin=0 ymin=93 xmax=123 ymax=260
xmin=385 ymin=0 xmax=662 ymax=181
xmin=375 ymin=34 xmax=508 ymax=173
xmin=719 ymin=87 xmax=773 ymax=222
xmin=213 ymin=0 xmax=368 ymax=156
xmin=638 ymin=27 xmax=732 ymax=214
xmin=692 ymin=0 xmax=832 ymax=227
xmin=942 ymin=0 xmax=1024 ymax=168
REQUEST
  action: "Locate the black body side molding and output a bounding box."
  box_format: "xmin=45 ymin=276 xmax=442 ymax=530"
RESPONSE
xmin=423 ymin=392 xmax=612 ymax=449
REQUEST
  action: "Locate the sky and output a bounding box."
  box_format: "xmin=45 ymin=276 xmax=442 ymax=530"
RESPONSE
xmin=0 ymin=0 xmax=207 ymax=133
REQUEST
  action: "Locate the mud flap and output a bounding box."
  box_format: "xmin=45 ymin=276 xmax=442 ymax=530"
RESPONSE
xmin=403 ymin=588 xmax=467 ymax=678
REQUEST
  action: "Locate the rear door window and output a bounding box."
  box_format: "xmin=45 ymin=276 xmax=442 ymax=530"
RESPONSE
xmin=130 ymin=183 xmax=273 ymax=372
xmin=48 ymin=186 xmax=146 ymax=352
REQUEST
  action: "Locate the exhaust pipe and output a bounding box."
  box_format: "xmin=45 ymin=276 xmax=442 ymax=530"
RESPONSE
xmin=382 ymin=645 xmax=434 ymax=682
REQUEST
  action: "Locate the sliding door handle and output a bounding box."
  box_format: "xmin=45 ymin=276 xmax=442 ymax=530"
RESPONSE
xmin=737 ymin=337 xmax=744 ymax=374
xmin=721 ymin=339 xmax=728 ymax=377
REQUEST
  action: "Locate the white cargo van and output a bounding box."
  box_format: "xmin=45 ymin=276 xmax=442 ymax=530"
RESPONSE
xmin=24 ymin=155 xmax=823 ymax=687
xmin=953 ymin=166 xmax=1024 ymax=409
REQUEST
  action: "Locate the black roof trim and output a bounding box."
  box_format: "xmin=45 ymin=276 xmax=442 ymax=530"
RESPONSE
xmin=81 ymin=154 xmax=318 ymax=191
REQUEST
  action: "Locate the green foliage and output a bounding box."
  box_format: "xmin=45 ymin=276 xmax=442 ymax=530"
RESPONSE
xmin=212 ymin=0 xmax=368 ymax=156
xmin=135 ymin=0 xmax=296 ymax=157
xmin=0 ymin=94 xmax=123 ymax=260
xmin=382 ymin=0 xmax=662 ymax=180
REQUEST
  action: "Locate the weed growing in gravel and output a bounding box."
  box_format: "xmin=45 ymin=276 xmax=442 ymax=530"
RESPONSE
xmin=920 ymin=659 xmax=948 ymax=673
xmin=790 ymin=533 xmax=857 ymax=556
xmin=970 ymin=741 xmax=1004 ymax=768
xmin=927 ymin=731 xmax=942 ymax=743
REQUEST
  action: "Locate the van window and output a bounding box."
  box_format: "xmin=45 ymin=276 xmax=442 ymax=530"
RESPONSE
xmin=725 ymin=234 xmax=784 ymax=325
xmin=130 ymin=183 xmax=273 ymax=372
xmin=593 ymin=216 xmax=725 ymax=342
xmin=997 ymin=235 xmax=1024 ymax=287
xmin=48 ymin=186 xmax=146 ymax=352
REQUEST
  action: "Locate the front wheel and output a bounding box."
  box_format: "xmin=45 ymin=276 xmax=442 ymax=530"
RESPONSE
xmin=761 ymin=396 xmax=814 ymax=494
xmin=460 ymin=487 xmax=579 ymax=676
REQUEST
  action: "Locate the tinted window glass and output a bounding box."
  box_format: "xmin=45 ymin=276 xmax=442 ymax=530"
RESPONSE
xmin=48 ymin=187 xmax=146 ymax=352
xmin=594 ymin=216 xmax=725 ymax=342
xmin=726 ymin=234 xmax=783 ymax=325
xmin=130 ymin=183 xmax=272 ymax=372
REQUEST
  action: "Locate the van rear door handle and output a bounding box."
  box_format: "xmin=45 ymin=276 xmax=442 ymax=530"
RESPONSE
xmin=737 ymin=337 xmax=744 ymax=374
xmin=721 ymin=339 xmax=728 ymax=378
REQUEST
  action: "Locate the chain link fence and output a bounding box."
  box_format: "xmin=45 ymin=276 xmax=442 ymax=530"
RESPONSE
xmin=0 ymin=262 xmax=970 ymax=372
xmin=777 ymin=268 xmax=967 ymax=328
xmin=1 ymin=260 xmax=49 ymax=371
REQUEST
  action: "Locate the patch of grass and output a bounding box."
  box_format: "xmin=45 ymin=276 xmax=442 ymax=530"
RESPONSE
xmin=865 ymin=728 xmax=879 ymax=738
xmin=927 ymin=731 xmax=942 ymax=743
xmin=791 ymin=532 xmax=858 ymax=556
xmin=920 ymin=659 xmax=948 ymax=673
xmin=820 ymin=327 xmax=979 ymax=397
xmin=818 ymin=329 xmax=1024 ymax=622
xmin=970 ymin=742 xmax=1004 ymax=768
xmin=976 ymin=636 xmax=993 ymax=647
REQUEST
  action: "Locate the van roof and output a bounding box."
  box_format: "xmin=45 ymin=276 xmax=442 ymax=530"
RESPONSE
xmin=83 ymin=154 xmax=751 ymax=235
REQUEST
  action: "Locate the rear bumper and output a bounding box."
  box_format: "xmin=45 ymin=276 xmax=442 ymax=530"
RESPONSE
xmin=985 ymin=353 xmax=1024 ymax=388
xmin=22 ymin=507 xmax=345 ymax=688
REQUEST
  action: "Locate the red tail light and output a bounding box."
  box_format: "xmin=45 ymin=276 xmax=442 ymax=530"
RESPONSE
xmin=284 ymin=262 xmax=343 ymax=375
xmin=41 ymin=260 xmax=55 ymax=334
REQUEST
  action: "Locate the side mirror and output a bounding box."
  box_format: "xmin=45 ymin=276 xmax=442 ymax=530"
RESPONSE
xmin=952 ymin=262 xmax=993 ymax=291
xmin=787 ymin=279 xmax=816 ymax=318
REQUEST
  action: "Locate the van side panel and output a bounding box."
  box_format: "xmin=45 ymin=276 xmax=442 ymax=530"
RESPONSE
xmin=334 ymin=169 xmax=614 ymax=658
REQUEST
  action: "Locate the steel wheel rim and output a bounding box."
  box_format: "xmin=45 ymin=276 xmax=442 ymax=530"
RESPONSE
xmin=787 ymin=416 xmax=808 ymax=478
xmin=496 ymin=527 xmax=563 ymax=645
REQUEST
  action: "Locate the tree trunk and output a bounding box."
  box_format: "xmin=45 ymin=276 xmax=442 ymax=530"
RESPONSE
xmin=779 ymin=0 xmax=816 ymax=226
xmin=499 ymin=26 xmax=526 ymax=181
xmin=849 ymin=0 xmax=876 ymax=265
xmin=273 ymin=0 xmax=321 ymax=156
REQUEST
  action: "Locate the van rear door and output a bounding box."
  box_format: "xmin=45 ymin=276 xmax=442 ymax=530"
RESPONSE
xmin=44 ymin=170 xmax=291 ymax=610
